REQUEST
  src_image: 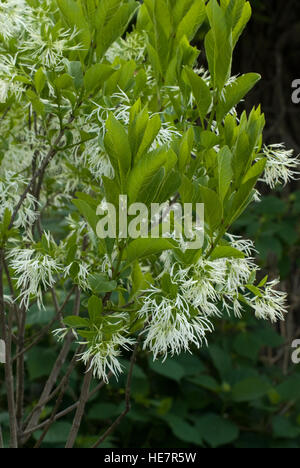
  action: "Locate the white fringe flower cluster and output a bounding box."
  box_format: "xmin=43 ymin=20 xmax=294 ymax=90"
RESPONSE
xmin=249 ymin=279 xmax=287 ymax=323
xmin=78 ymin=319 xmax=135 ymax=382
xmin=105 ymin=30 xmax=147 ymax=64
xmin=139 ymin=287 xmax=213 ymax=361
xmin=262 ymin=144 xmax=299 ymax=188
xmin=20 ymin=26 xmax=82 ymax=70
xmin=139 ymin=235 xmax=287 ymax=361
xmin=9 ymin=247 xmax=62 ymax=309
xmin=0 ymin=0 xmax=30 ymax=42
xmin=0 ymin=172 xmax=38 ymax=229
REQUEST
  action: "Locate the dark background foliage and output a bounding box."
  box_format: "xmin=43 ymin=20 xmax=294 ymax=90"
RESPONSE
xmin=1 ymin=0 xmax=300 ymax=448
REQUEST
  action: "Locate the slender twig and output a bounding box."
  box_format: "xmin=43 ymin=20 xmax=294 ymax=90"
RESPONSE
xmin=91 ymin=340 xmax=140 ymax=449
xmin=22 ymin=335 xmax=74 ymax=444
xmin=22 ymin=287 xmax=81 ymax=444
xmin=33 ymin=350 xmax=81 ymax=449
xmin=0 ymin=249 xmax=18 ymax=448
xmin=65 ymin=367 xmax=94 ymax=448
xmin=16 ymin=306 xmax=26 ymax=438
xmin=0 ymin=425 xmax=3 ymax=449
xmin=23 ymin=344 xmax=83 ymax=433
xmin=8 ymin=114 xmax=75 ymax=230
xmin=21 ymin=374 xmax=112 ymax=439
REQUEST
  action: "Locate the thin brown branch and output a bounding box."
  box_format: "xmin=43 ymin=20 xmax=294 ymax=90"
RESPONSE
xmin=21 ymin=374 xmax=111 ymax=439
xmin=8 ymin=114 xmax=75 ymax=230
xmin=33 ymin=350 xmax=80 ymax=449
xmin=0 ymin=249 xmax=18 ymax=448
xmin=65 ymin=367 xmax=93 ymax=448
xmin=0 ymin=425 xmax=4 ymax=449
xmin=16 ymin=306 xmax=26 ymax=438
xmin=22 ymin=287 xmax=81 ymax=444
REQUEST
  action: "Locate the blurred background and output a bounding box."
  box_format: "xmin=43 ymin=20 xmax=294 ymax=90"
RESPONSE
xmin=1 ymin=0 xmax=300 ymax=449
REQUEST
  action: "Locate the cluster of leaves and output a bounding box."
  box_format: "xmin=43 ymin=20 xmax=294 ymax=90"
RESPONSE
xmin=1 ymin=306 xmax=300 ymax=448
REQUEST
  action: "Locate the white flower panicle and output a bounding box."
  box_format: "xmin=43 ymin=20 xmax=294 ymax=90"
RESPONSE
xmin=52 ymin=327 xmax=75 ymax=343
xmin=139 ymin=286 xmax=213 ymax=360
xmin=0 ymin=128 xmax=44 ymax=173
xmin=64 ymin=262 xmax=91 ymax=290
xmin=9 ymin=247 xmax=62 ymax=309
xmin=0 ymin=172 xmax=38 ymax=228
xmin=0 ymin=78 xmax=9 ymax=103
xmin=20 ymin=26 xmax=82 ymax=69
xmin=249 ymin=279 xmax=287 ymax=323
xmin=0 ymin=0 xmax=30 ymax=42
xmin=262 ymin=144 xmax=300 ymax=188
xmin=78 ymin=321 xmax=136 ymax=382
xmin=0 ymin=54 xmax=25 ymax=103
xmin=105 ymin=30 xmax=147 ymax=64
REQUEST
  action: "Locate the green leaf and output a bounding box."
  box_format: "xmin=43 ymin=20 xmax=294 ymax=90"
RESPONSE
xmin=218 ymin=145 xmax=233 ymax=203
xmin=178 ymin=127 xmax=194 ymax=171
xmin=209 ymin=344 xmax=232 ymax=379
xmin=34 ymin=68 xmax=46 ymax=94
xmin=104 ymin=114 xmax=132 ymax=187
xmin=206 ymin=0 xmax=233 ymax=91
xmin=127 ymin=148 xmax=177 ymax=204
xmin=26 ymin=90 xmax=45 ymax=117
xmin=131 ymin=261 xmax=150 ymax=297
xmin=67 ymin=61 xmax=83 ymax=90
xmin=26 ymin=305 xmax=55 ymax=326
xmin=272 ymin=416 xmax=300 ymax=439
xmin=199 ymin=186 xmax=222 ymax=232
xmin=88 ymin=274 xmax=117 ymax=294
xmin=163 ymin=414 xmax=202 ymax=445
xmin=183 ymin=67 xmax=212 ymax=122
xmin=0 ymin=208 xmax=11 ymax=237
xmin=256 ymin=326 xmax=284 ymax=349
xmin=54 ymin=73 xmax=74 ymax=90
xmin=135 ymin=114 xmax=162 ymax=163
xmin=72 ymin=199 xmax=98 ymax=233
xmin=232 ymin=377 xmax=271 ymax=402
xmin=232 ymin=1 xmax=252 ymax=48
xmin=217 ymin=73 xmax=261 ymax=122
xmin=187 ymin=374 xmax=219 ymax=391
xmin=57 ymin=0 xmax=91 ymax=55
xmin=96 ymin=1 xmax=139 ymax=59
xmin=88 ymin=295 xmax=103 ymax=322
xmin=149 ymin=357 xmax=185 ymax=382
xmin=175 ymin=0 xmax=206 ymax=43
xmin=233 ymin=332 xmax=262 ymax=361
xmin=123 ymin=238 xmax=177 ymax=264
xmin=242 ymin=158 xmax=266 ymax=184
xmin=246 ymin=284 xmax=262 ymax=298
xmin=84 ymin=64 xmax=114 ymax=93
xmin=155 ymin=169 xmax=181 ymax=204
xmin=210 ymin=246 xmax=244 ymax=260
xmin=195 ymin=413 xmax=239 ymax=447
xmin=64 ymin=316 xmax=90 ymax=328
xmin=258 ymin=275 xmax=268 ymax=287
xmin=276 ymin=375 xmax=300 ymax=402
xmin=145 ymin=0 xmax=171 ymax=75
